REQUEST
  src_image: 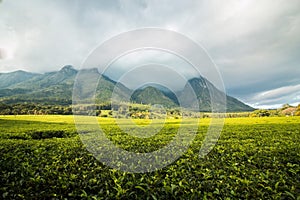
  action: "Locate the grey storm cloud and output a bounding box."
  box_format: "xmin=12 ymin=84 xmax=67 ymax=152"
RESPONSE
xmin=0 ymin=0 xmax=299 ymax=108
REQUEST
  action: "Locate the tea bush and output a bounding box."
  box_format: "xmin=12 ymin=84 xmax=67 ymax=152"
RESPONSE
xmin=0 ymin=116 xmax=299 ymax=199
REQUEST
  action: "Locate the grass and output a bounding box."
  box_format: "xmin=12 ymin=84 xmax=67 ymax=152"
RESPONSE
xmin=0 ymin=115 xmax=299 ymax=199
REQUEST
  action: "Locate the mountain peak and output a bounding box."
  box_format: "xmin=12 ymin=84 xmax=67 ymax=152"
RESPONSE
xmin=13 ymin=70 xmax=27 ymax=73
xmin=142 ymin=86 xmax=159 ymax=91
xmin=59 ymin=65 xmax=77 ymax=75
xmin=60 ymin=65 xmax=75 ymax=71
xmin=0 ymin=70 xmax=32 ymax=75
xmin=131 ymin=86 xmax=178 ymax=107
xmin=80 ymin=68 xmax=99 ymax=74
xmin=188 ymin=76 xmax=206 ymax=84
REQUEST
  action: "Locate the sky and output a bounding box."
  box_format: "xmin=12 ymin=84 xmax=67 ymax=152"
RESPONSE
xmin=0 ymin=0 xmax=299 ymax=108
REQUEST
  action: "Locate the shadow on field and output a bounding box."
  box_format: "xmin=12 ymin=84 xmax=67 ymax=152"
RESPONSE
xmin=0 ymin=118 xmax=77 ymax=140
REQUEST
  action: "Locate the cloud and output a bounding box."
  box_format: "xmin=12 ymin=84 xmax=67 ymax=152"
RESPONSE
xmin=0 ymin=0 xmax=299 ymax=108
xmin=0 ymin=48 xmax=5 ymax=59
xmin=247 ymin=84 xmax=300 ymax=108
xmin=105 ymin=49 xmax=198 ymax=84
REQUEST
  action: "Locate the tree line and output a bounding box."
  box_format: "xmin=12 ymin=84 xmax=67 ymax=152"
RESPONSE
xmin=0 ymin=103 xmax=299 ymax=118
xmin=0 ymin=103 xmax=72 ymax=115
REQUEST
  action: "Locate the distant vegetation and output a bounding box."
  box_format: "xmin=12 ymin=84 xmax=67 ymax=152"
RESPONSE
xmin=0 ymin=102 xmax=299 ymax=119
xmin=250 ymin=104 xmax=300 ymax=117
xmin=0 ymin=103 xmax=72 ymax=115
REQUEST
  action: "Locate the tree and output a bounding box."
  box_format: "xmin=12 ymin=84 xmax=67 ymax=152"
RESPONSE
xmin=282 ymin=104 xmax=292 ymax=109
xmin=295 ymin=104 xmax=300 ymax=116
xmin=252 ymin=109 xmax=271 ymax=117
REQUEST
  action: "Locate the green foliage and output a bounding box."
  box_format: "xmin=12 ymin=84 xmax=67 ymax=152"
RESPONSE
xmin=295 ymin=104 xmax=300 ymax=116
xmin=0 ymin=116 xmax=299 ymax=199
xmin=0 ymin=103 xmax=72 ymax=115
xmin=251 ymin=109 xmax=271 ymax=117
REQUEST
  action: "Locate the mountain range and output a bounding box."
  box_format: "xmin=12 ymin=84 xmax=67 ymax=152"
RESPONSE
xmin=0 ymin=65 xmax=254 ymax=111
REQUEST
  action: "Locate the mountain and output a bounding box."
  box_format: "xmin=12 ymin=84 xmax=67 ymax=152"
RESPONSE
xmin=0 ymin=66 xmax=78 ymax=104
xmin=0 ymin=66 xmax=130 ymax=105
xmin=11 ymin=65 xmax=77 ymax=89
xmin=131 ymin=86 xmax=178 ymax=108
xmin=226 ymin=96 xmax=254 ymax=112
xmin=0 ymin=66 xmax=254 ymax=111
xmin=177 ymin=77 xmax=212 ymax=111
xmin=129 ymin=77 xmax=253 ymax=111
xmin=73 ymin=68 xmax=130 ymax=104
xmin=0 ymin=70 xmax=39 ymax=89
xmin=139 ymin=83 xmax=179 ymax=105
xmin=177 ymin=77 xmax=253 ymax=112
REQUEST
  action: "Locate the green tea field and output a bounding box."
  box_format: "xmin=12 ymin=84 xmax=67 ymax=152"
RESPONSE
xmin=0 ymin=115 xmax=299 ymax=199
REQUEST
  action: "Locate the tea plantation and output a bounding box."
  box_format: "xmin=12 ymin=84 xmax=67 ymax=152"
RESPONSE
xmin=0 ymin=115 xmax=299 ymax=199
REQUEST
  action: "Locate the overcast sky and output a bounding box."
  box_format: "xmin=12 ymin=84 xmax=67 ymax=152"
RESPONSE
xmin=0 ymin=0 xmax=299 ymax=108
